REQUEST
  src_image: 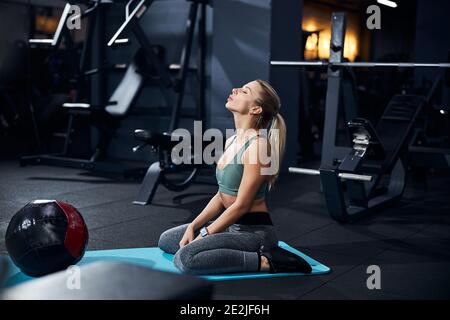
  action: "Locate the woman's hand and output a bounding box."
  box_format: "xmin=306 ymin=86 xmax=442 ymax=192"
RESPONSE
xmin=179 ymin=224 xmax=196 ymax=248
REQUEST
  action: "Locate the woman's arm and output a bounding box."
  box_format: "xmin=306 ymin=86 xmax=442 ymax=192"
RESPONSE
xmin=190 ymin=191 xmax=225 ymax=230
xmin=205 ymin=138 xmax=269 ymax=235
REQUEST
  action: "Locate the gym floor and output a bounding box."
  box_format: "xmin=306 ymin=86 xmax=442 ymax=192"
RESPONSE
xmin=1 ymin=161 xmax=449 ymax=300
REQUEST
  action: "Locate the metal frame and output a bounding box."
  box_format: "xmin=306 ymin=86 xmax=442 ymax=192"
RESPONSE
xmin=21 ymin=0 xmax=209 ymax=182
xmin=20 ymin=154 xmax=145 ymax=178
xmin=288 ymin=167 xmax=372 ymax=182
xmin=283 ymin=12 xmax=425 ymax=222
xmin=28 ymin=3 xmax=73 ymax=47
xmin=107 ymin=0 xmax=206 ymax=132
xmin=19 ymin=1 xmax=141 ymax=175
xmin=116 ymin=0 xmax=210 ymax=205
xmin=271 ymin=61 xmax=450 ymax=68
xmin=408 ymin=74 xmax=450 ymax=169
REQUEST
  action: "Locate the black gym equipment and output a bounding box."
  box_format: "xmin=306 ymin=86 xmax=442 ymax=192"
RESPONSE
xmin=1 ymin=261 xmax=212 ymax=300
xmin=19 ymin=0 xmax=152 ymax=177
xmin=5 ymin=200 xmax=89 ymax=277
xmin=271 ymin=12 xmax=448 ymax=222
xmin=106 ymin=0 xmax=211 ymax=205
xmin=408 ymin=61 xmax=450 ymax=170
xmin=20 ymin=0 xmax=211 ymax=182
xmin=272 ymin=61 xmax=450 ymax=69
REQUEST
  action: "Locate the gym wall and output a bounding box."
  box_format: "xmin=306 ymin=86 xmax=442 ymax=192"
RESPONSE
xmin=209 ymin=0 xmax=271 ymax=133
xmin=414 ymin=0 xmax=450 ymax=105
xmin=270 ymin=0 xmax=303 ymax=170
xmin=210 ymin=0 xmax=303 ymax=171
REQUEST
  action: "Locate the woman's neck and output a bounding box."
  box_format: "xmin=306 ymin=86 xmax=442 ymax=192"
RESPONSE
xmin=233 ymin=114 xmax=259 ymax=143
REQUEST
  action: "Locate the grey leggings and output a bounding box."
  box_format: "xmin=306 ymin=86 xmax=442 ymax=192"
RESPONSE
xmin=158 ymin=222 xmax=278 ymax=275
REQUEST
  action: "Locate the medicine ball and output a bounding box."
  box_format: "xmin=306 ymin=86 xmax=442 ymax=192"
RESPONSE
xmin=5 ymin=200 xmax=89 ymax=277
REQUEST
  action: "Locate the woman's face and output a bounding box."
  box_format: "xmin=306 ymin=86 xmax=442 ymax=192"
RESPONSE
xmin=225 ymin=80 xmax=262 ymax=115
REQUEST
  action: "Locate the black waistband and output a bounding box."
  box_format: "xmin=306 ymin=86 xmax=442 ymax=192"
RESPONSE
xmin=235 ymin=212 xmax=273 ymax=226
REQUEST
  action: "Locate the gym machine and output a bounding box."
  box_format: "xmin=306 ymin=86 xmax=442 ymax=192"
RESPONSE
xmin=106 ymin=0 xmax=212 ymax=205
xmin=20 ymin=0 xmax=152 ymax=178
xmin=271 ymin=12 xmax=450 ymax=222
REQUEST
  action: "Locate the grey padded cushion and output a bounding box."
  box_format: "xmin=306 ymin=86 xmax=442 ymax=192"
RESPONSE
xmin=105 ymin=60 xmax=143 ymax=117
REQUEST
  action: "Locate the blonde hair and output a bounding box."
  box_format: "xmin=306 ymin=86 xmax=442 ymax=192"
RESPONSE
xmin=254 ymin=79 xmax=286 ymax=190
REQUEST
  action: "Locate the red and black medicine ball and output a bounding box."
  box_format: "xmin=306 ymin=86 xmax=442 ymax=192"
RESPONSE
xmin=5 ymin=200 xmax=89 ymax=277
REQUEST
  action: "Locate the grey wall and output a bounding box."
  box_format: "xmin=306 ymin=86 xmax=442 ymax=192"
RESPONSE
xmin=369 ymin=1 xmax=416 ymax=62
xmin=414 ymin=0 xmax=450 ymax=64
xmin=0 ymin=3 xmax=30 ymax=67
xmin=210 ymin=0 xmax=302 ymax=171
xmin=414 ymin=0 xmax=450 ymax=109
xmin=414 ymin=0 xmax=450 ymax=83
xmin=270 ymin=0 xmax=303 ymax=170
xmin=210 ymin=0 xmax=271 ymax=133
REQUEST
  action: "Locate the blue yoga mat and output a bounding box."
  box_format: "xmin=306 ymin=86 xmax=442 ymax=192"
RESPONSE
xmin=2 ymin=241 xmax=330 ymax=287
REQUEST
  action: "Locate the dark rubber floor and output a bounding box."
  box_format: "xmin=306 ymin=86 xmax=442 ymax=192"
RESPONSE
xmin=1 ymin=161 xmax=449 ymax=299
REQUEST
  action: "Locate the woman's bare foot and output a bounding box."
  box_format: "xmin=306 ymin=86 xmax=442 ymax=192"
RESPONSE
xmin=260 ymin=255 xmax=271 ymax=272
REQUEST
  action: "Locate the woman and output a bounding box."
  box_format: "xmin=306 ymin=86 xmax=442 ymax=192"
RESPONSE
xmin=158 ymin=79 xmax=311 ymax=275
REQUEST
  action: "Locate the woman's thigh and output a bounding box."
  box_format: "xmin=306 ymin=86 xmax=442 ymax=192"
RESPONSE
xmin=160 ymin=223 xmax=278 ymax=255
xmin=229 ymin=224 xmax=279 ymax=249
xmin=177 ymin=231 xmax=263 ymax=257
xmin=159 ymin=221 xmax=223 ymax=253
xmin=158 ymin=223 xmax=191 ymax=254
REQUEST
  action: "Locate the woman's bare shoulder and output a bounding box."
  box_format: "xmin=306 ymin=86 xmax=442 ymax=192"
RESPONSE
xmin=242 ymin=136 xmax=270 ymax=165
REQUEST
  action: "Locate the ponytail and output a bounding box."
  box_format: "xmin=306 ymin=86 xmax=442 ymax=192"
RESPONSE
xmin=267 ymin=113 xmax=286 ymax=190
xmin=254 ymin=79 xmax=285 ymax=190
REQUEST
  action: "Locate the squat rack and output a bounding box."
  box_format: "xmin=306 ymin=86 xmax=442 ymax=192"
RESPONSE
xmin=271 ymin=12 xmax=449 ymax=222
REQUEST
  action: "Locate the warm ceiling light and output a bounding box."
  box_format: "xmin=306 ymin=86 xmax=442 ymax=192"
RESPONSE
xmin=377 ymin=0 xmax=398 ymax=8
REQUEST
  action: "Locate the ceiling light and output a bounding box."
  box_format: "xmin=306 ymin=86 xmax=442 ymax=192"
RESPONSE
xmin=377 ymin=0 xmax=398 ymax=8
